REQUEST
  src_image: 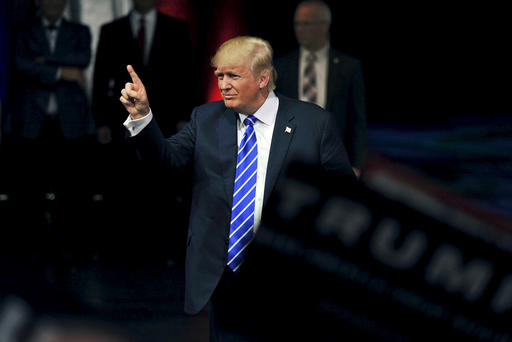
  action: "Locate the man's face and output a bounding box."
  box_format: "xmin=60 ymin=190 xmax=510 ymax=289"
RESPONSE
xmin=133 ymin=0 xmax=156 ymax=14
xmin=294 ymin=4 xmax=329 ymax=51
xmin=215 ymin=62 xmax=264 ymax=115
xmin=37 ymin=0 xmax=67 ymax=22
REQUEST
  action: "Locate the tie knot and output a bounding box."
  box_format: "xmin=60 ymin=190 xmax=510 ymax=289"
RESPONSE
xmin=244 ymin=116 xmax=257 ymax=127
xmin=307 ymin=52 xmax=317 ymax=63
xmin=46 ymin=25 xmax=57 ymax=31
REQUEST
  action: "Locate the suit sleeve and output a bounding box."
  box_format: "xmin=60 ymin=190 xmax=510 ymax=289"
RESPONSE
xmin=14 ymin=29 xmax=59 ymax=86
xmin=91 ymin=25 xmax=111 ymax=127
xmin=131 ymin=106 xmax=197 ymax=170
xmin=14 ymin=24 xmax=91 ymax=86
xmin=92 ymin=25 xmax=122 ymax=129
xmin=346 ymin=60 xmax=367 ymax=168
xmin=320 ymin=112 xmax=357 ymax=180
xmin=45 ymin=25 xmax=91 ymax=68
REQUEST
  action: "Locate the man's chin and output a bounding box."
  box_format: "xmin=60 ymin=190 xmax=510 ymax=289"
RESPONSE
xmin=223 ymin=98 xmax=236 ymax=108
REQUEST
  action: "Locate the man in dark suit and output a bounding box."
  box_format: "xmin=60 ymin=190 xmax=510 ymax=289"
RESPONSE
xmin=121 ymin=36 xmax=355 ymax=341
xmin=92 ymin=0 xmax=196 ymax=142
xmin=274 ymin=0 xmax=367 ymax=177
xmin=6 ymin=0 xmax=94 ymax=147
xmin=92 ymin=0 xmax=196 ymax=263
xmin=4 ymin=0 xmax=95 ymax=203
xmin=3 ymin=0 xmax=95 ymax=269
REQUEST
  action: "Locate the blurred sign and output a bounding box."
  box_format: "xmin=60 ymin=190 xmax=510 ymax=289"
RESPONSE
xmin=252 ymin=159 xmax=512 ymax=341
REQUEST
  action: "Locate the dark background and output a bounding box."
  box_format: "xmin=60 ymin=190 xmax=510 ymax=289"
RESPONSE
xmin=220 ymin=0 xmax=511 ymax=124
xmin=1 ymin=1 xmax=511 ymax=340
xmin=2 ymin=0 xmax=511 ymax=256
xmin=2 ymin=1 xmax=511 ymax=257
xmin=4 ymin=0 xmax=512 ymax=124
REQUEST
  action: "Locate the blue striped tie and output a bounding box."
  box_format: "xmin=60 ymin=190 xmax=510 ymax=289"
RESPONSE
xmin=227 ymin=116 xmax=258 ymax=272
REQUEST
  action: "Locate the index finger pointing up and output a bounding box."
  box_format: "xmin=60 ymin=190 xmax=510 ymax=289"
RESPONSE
xmin=127 ymin=65 xmax=141 ymax=85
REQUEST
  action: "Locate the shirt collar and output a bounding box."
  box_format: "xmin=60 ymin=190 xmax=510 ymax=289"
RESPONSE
xmin=131 ymin=7 xmax=157 ymax=23
xmin=238 ymin=91 xmax=279 ymax=127
xmin=41 ymin=17 xmax=62 ymax=29
xmin=300 ymin=42 xmax=329 ymax=61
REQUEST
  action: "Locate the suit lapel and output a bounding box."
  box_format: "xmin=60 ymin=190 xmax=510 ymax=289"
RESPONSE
xmin=115 ymin=16 xmax=141 ymax=66
xmin=217 ymin=99 xmax=296 ymax=208
xmin=54 ymin=20 xmax=70 ymax=54
xmin=326 ymin=48 xmax=340 ymax=110
xmin=263 ymin=98 xmax=296 ymax=205
xmin=148 ymin=13 xmax=160 ymax=64
xmin=291 ymin=51 xmax=300 ymax=98
xmin=118 ymin=16 xmax=135 ymax=44
xmin=33 ymin=23 xmax=51 ymax=56
xmin=218 ymin=107 xmax=239 ymax=206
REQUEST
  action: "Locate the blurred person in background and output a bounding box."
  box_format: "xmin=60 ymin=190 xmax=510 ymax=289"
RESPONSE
xmin=274 ymin=0 xmax=367 ymax=178
xmin=91 ymin=0 xmax=197 ymax=265
xmin=3 ymin=0 xmax=96 ymax=280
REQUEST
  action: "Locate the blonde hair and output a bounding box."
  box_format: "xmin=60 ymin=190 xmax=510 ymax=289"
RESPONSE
xmin=211 ymin=36 xmax=277 ymax=92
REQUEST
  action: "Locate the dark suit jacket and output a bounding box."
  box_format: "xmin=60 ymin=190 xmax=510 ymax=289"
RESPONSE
xmin=131 ymin=93 xmax=355 ymax=314
xmin=274 ymin=48 xmax=367 ymax=168
xmin=6 ymin=18 xmax=94 ymax=139
xmin=92 ymin=11 xmax=196 ymax=140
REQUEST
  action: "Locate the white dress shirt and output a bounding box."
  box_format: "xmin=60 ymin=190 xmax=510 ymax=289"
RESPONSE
xmin=298 ymin=43 xmax=329 ymax=109
xmin=42 ymin=17 xmax=61 ymax=53
xmin=130 ymin=8 xmax=157 ymax=65
xmin=42 ymin=17 xmax=62 ymax=115
xmin=236 ymin=91 xmax=278 ymax=232
xmin=123 ymin=91 xmax=279 ymax=232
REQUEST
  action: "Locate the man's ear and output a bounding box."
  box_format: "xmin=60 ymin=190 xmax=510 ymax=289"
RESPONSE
xmin=258 ymin=70 xmax=270 ymax=89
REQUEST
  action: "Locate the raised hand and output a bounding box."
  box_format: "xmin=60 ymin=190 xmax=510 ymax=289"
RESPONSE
xmin=120 ymin=65 xmax=150 ymax=119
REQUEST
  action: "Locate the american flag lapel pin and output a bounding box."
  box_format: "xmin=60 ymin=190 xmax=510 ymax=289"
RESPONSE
xmin=285 ymin=126 xmax=292 ymax=134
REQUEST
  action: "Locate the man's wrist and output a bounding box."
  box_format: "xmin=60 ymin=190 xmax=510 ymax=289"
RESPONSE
xmin=124 ymin=110 xmax=153 ymax=137
xmin=130 ymin=112 xmax=149 ymax=121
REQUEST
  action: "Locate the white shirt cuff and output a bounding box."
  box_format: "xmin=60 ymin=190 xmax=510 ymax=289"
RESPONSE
xmin=123 ymin=110 xmax=153 ymax=137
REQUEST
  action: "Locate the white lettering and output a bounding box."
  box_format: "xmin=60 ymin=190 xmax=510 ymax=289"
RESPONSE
xmin=369 ymin=218 xmax=428 ymax=270
xmin=315 ymin=196 xmax=371 ymax=246
xmin=277 ymin=179 xmax=320 ymax=220
xmin=425 ymin=245 xmax=493 ymax=301
xmin=491 ymin=275 xmax=512 ymax=314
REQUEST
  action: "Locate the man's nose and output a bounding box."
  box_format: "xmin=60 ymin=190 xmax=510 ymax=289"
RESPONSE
xmin=220 ymin=78 xmax=231 ymax=90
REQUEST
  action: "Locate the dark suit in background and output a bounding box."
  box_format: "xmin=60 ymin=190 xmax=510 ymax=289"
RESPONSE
xmin=275 ymin=48 xmax=367 ymax=168
xmin=7 ymin=18 xmax=94 ymax=141
xmin=92 ymin=11 xmax=196 ymax=140
xmin=92 ymin=9 xmax=196 ymax=264
xmin=3 ymin=14 xmax=95 ymax=266
xmin=274 ymin=0 xmax=367 ymax=172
